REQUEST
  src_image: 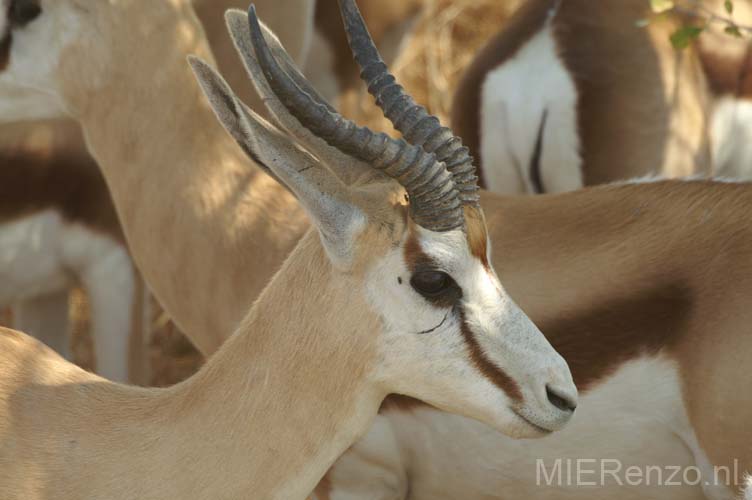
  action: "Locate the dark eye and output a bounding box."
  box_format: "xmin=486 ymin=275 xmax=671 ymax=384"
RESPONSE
xmin=10 ymin=0 xmax=42 ymax=27
xmin=411 ymin=270 xmax=453 ymax=297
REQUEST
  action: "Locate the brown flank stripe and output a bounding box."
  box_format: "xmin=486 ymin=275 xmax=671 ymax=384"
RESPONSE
xmin=0 ymin=148 xmax=123 ymax=241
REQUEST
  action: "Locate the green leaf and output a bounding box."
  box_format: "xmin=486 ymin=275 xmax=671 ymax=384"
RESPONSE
xmin=670 ymin=26 xmax=704 ymax=49
xmin=725 ymin=25 xmax=743 ymax=37
xmin=650 ymin=0 xmax=674 ymax=13
xmin=725 ymin=0 xmax=734 ymax=14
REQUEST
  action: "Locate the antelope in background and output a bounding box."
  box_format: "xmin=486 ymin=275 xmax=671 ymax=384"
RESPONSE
xmin=2 ymin=0 xmax=751 ymax=497
xmin=0 ymin=118 xmax=149 ymax=384
xmin=0 ymin=0 xmax=317 ymax=382
xmin=451 ymin=0 xmax=715 ymax=195
xmin=0 ymin=6 xmax=578 ymax=498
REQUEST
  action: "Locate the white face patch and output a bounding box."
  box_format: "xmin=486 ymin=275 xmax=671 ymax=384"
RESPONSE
xmin=480 ymin=24 xmax=582 ymax=195
xmin=0 ymin=1 xmax=80 ymax=122
xmin=364 ymin=223 xmax=576 ymax=438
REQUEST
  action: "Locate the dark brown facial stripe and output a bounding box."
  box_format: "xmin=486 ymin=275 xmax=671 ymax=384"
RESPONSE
xmin=458 ymin=308 xmax=523 ymax=402
xmin=0 ymin=33 xmax=11 ymax=71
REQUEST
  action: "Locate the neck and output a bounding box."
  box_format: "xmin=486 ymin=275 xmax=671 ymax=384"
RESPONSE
xmin=51 ymin=232 xmax=382 ymax=499
xmin=73 ymin=21 xmax=308 ymax=354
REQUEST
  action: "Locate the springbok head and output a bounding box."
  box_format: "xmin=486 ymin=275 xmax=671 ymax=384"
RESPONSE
xmin=191 ymin=4 xmax=577 ymax=437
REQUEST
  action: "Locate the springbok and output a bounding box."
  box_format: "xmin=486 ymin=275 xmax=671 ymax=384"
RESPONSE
xmin=0 ymin=119 xmax=149 ymax=384
xmin=0 ymin=8 xmax=578 ymax=499
xmin=308 ymin=1 xmax=752 ymax=499
xmin=0 ymin=0 xmax=315 ymax=381
xmin=0 ymin=1 xmax=750 ymax=497
xmin=0 ymin=0 xmax=320 ymax=355
xmin=451 ymin=0 xmax=714 ymax=195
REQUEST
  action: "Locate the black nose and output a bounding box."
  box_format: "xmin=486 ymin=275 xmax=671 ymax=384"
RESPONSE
xmin=10 ymin=0 xmax=42 ymax=27
xmin=546 ymin=385 xmax=577 ymax=413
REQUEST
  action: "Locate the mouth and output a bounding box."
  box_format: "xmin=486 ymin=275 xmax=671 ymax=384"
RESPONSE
xmin=511 ymin=408 xmax=555 ymax=436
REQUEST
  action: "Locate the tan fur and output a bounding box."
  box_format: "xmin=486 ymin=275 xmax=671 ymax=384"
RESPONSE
xmin=18 ymin=0 xmax=310 ymax=356
xmin=0 ymin=0 xmax=316 ymax=378
xmin=0 ymin=230 xmax=393 ymax=500
xmin=452 ymin=0 xmax=713 ymax=189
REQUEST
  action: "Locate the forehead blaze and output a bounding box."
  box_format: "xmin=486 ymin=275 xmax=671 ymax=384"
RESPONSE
xmin=403 ymin=207 xmax=490 ymax=272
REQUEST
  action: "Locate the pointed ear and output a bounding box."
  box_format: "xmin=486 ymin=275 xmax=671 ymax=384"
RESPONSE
xmin=189 ymin=56 xmax=366 ymax=267
xmin=224 ymin=9 xmax=380 ymax=188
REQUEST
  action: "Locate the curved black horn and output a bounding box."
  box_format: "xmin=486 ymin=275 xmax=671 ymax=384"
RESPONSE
xmin=336 ymin=0 xmax=480 ymax=206
xmin=247 ymin=5 xmax=464 ymax=232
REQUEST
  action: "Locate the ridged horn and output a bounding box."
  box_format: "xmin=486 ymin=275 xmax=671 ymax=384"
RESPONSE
xmin=247 ymin=5 xmax=464 ymax=232
xmin=336 ymin=0 xmax=480 ymax=206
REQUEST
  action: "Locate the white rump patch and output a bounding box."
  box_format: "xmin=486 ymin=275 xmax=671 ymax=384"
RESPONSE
xmin=711 ymin=97 xmax=752 ymax=181
xmin=480 ymin=25 xmax=582 ymax=195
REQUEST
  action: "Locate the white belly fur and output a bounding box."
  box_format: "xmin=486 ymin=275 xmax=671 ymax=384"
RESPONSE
xmin=0 ymin=210 xmax=72 ymax=303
